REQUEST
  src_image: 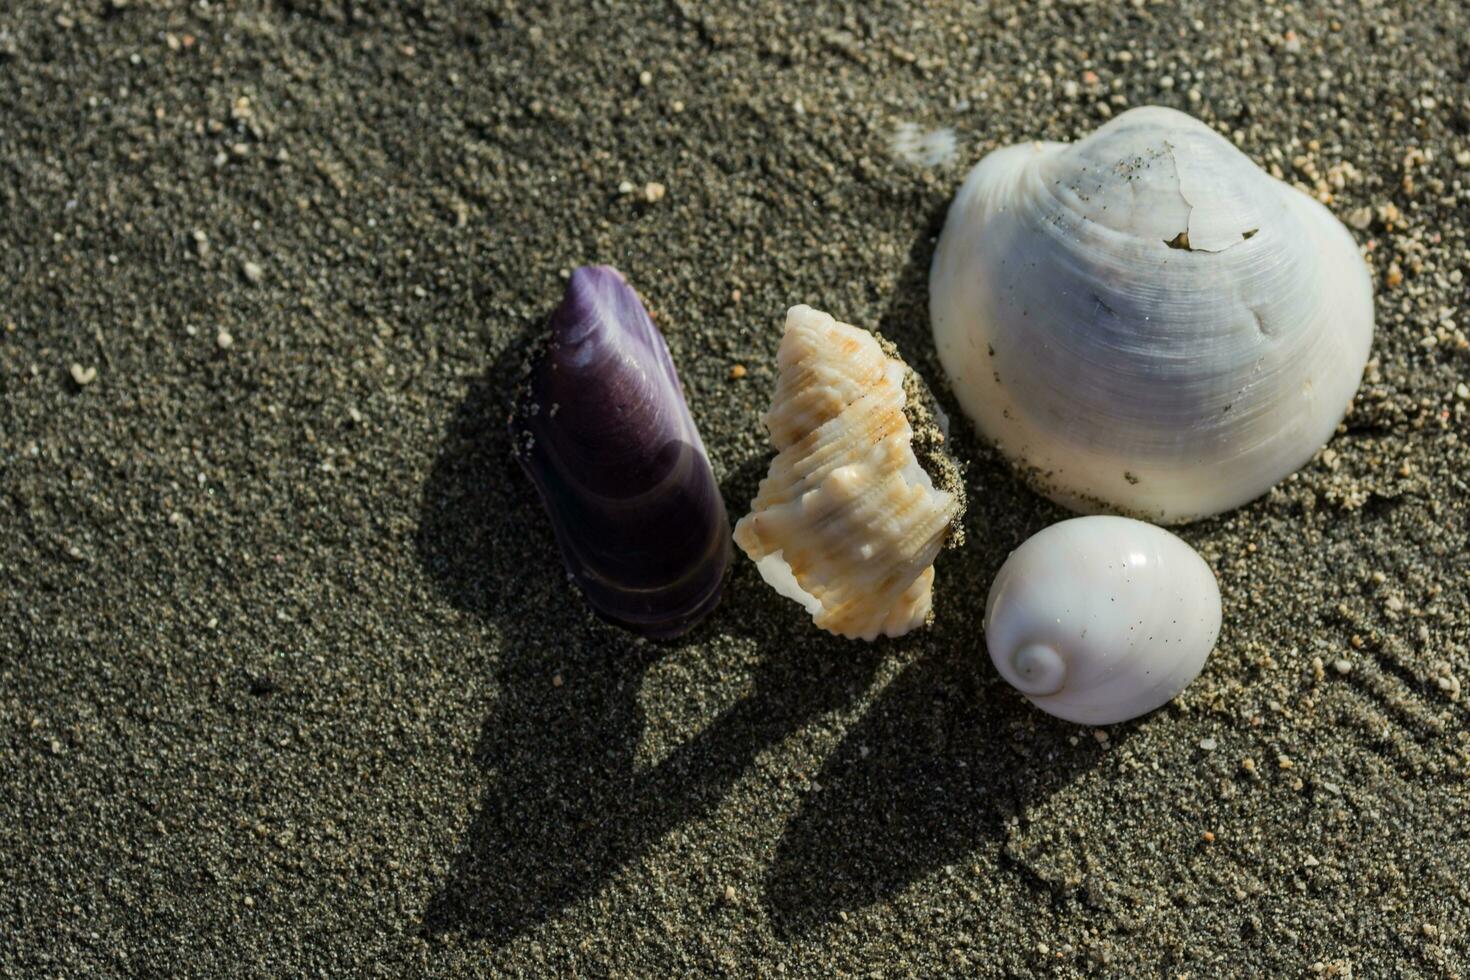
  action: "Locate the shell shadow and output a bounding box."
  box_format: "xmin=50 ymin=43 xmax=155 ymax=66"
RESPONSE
xmin=760 ymin=194 xmax=1103 ymax=934
xmin=414 ymin=320 xmax=886 ymax=944
xmin=761 ymin=651 xmax=1115 ymax=935
xmin=873 ymin=198 xmax=954 ymax=385
xmin=416 ymin=193 xmax=1088 ymax=942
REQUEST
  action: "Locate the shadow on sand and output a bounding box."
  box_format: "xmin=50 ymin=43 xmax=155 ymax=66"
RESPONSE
xmin=414 ymin=324 xmax=887 ymax=943
xmin=415 ymin=198 xmax=1101 ymax=943
xmin=760 ymin=198 xmax=1109 ymax=934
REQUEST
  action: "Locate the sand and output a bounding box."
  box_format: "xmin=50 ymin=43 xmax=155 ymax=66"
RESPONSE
xmin=2 ymin=0 xmax=1467 ymax=975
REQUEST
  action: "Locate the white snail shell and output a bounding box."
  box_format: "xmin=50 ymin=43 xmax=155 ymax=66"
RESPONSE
xmin=984 ymin=516 xmax=1221 ymax=725
xmin=931 ymin=106 xmax=1374 ymax=524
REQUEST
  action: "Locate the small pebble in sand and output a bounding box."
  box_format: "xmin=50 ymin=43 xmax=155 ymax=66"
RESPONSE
xmin=551 ymin=674 xmax=563 ymax=688
xmin=216 ymin=329 xmax=234 ymax=349
xmin=241 ymin=260 xmax=264 ymax=284
xmin=1277 ymin=755 xmax=1295 ymax=770
xmin=729 ymin=364 xmax=746 ymax=380
xmin=1332 ymin=658 xmax=1353 ymax=675
xmin=642 ymin=181 xmax=666 ymax=203
xmin=1198 ymin=737 xmax=1217 ymax=751
xmin=724 ymin=884 xmax=737 ymax=903
xmin=617 ymin=180 xmax=635 ymax=195
xmin=69 ymin=363 xmax=97 ymax=386
xmin=889 ymin=122 xmax=958 ymax=168
xmin=1200 ymin=830 xmax=1215 ymax=843
xmin=1241 ymin=757 xmax=1257 ymax=775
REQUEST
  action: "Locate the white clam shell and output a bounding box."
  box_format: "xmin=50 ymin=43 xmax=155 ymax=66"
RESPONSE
xmin=985 ymin=516 xmax=1221 ymax=724
xmin=735 ymin=306 xmax=962 ymax=641
xmin=931 ymin=106 xmax=1374 ymax=523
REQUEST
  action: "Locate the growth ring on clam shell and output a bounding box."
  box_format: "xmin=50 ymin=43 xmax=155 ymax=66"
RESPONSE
xmin=931 ymin=105 xmax=1374 ymax=523
xmin=985 ymin=516 xmax=1221 ymax=725
xmin=509 ymin=265 xmax=730 ymax=638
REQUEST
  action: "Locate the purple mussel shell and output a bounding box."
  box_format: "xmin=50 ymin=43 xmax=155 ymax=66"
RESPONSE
xmin=509 ymin=265 xmax=730 ymax=638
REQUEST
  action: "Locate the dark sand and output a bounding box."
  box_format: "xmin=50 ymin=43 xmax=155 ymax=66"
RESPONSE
xmin=3 ymin=1 xmax=1468 ymax=975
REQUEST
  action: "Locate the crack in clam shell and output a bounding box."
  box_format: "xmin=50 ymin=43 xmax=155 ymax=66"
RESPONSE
xmin=931 ymin=105 xmax=1374 ymax=523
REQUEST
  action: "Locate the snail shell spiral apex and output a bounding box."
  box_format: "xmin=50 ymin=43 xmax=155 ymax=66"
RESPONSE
xmin=985 ymin=516 xmax=1222 ymax=724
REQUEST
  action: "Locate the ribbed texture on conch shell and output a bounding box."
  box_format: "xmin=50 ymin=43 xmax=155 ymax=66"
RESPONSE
xmin=734 ymin=306 xmax=960 ymax=641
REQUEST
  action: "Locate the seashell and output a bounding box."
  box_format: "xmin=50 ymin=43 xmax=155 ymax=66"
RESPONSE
xmin=985 ymin=516 xmax=1221 ymax=724
xmin=931 ymin=105 xmax=1374 ymax=524
xmin=509 ymin=265 xmax=730 ymax=638
xmin=734 ymin=305 xmax=965 ymax=641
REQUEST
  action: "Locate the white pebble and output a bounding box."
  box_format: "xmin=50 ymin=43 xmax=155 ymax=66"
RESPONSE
xmin=889 ymin=122 xmax=958 ymax=168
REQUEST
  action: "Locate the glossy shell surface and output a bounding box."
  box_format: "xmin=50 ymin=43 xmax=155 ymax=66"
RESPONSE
xmin=510 ymin=265 xmax=729 ymax=638
xmin=985 ymin=516 xmax=1221 ymax=724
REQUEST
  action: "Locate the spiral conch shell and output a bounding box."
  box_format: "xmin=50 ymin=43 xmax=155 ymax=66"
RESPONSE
xmin=734 ymin=306 xmax=964 ymax=640
xmin=931 ymin=106 xmax=1374 ymax=523
xmin=985 ymin=516 xmax=1221 ymax=725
